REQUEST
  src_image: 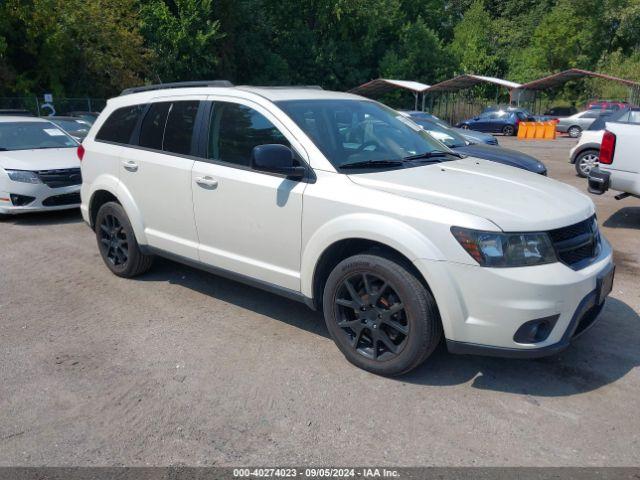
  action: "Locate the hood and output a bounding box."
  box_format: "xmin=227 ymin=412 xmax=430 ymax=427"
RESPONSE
xmin=454 ymin=143 xmax=547 ymax=174
xmin=455 ymin=128 xmax=497 ymax=145
xmin=0 ymin=148 xmax=79 ymax=171
xmin=347 ymin=157 xmax=593 ymax=231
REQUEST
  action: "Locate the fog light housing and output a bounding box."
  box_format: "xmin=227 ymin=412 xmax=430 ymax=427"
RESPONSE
xmin=10 ymin=194 xmax=35 ymax=206
xmin=513 ymin=315 xmax=559 ymax=343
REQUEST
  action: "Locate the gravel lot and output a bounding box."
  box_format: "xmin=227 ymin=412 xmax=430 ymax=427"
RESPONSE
xmin=1 ymin=136 xmax=639 ymax=467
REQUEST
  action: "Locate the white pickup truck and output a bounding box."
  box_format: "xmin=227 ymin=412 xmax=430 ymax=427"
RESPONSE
xmin=588 ymin=122 xmax=640 ymax=200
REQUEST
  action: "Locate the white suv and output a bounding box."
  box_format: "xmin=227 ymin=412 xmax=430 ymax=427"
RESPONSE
xmin=80 ymin=81 xmax=614 ymax=376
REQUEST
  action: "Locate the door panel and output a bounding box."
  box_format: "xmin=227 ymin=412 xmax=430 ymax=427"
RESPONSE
xmin=192 ymin=98 xmax=307 ymax=290
xmin=192 ymin=162 xmax=305 ymax=289
xmin=117 ymin=98 xmax=202 ymax=260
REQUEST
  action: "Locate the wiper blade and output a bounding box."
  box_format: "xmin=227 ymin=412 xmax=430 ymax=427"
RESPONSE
xmin=339 ymin=159 xmax=404 ymax=169
xmin=404 ymin=150 xmax=464 ymax=161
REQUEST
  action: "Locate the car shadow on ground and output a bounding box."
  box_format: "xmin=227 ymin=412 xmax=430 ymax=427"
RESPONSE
xmin=0 ymin=208 xmax=83 ymax=226
xmin=140 ymin=258 xmax=639 ymax=397
xmin=603 ymin=206 xmax=640 ymax=230
xmin=402 ymin=297 xmax=640 ymax=396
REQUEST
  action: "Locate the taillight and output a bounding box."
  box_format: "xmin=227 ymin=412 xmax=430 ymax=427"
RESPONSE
xmin=77 ymin=144 xmax=85 ymax=161
xmin=599 ymin=131 xmax=616 ymax=165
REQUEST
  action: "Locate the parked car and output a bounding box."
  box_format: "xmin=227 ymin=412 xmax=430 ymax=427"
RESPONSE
xmin=543 ymin=106 xmax=577 ymax=119
xmin=588 ymin=123 xmax=640 ymax=201
xmin=587 ymin=100 xmax=629 ymax=111
xmin=410 ymin=117 xmax=546 ymax=175
xmin=0 ymin=117 xmax=81 ymax=218
xmin=81 ymin=81 xmax=613 ymax=376
xmin=68 ymin=111 xmax=99 ymax=123
xmin=0 ymin=109 xmax=34 ymax=116
xmin=569 ymin=108 xmax=640 ymax=177
xmin=46 ymin=116 xmax=93 ymax=142
xmin=556 ymin=110 xmax=605 ymax=138
xmin=402 ymin=111 xmax=498 ymax=145
xmin=456 ymin=110 xmax=529 ymax=136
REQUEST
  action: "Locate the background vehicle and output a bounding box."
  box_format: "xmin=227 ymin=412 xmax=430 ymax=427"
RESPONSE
xmin=456 ymin=110 xmax=528 ymax=136
xmin=0 ymin=117 xmax=81 ymax=217
xmin=68 ymin=111 xmax=99 ymax=123
xmin=570 ymin=107 xmax=640 ymax=177
xmin=410 ymin=116 xmax=547 ymax=174
xmin=588 ymin=123 xmax=640 ymax=200
xmin=46 ymin=116 xmax=93 ymax=142
xmin=556 ymin=110 xmax=604 ymax=138
xmin=543 ymin=106 xmax=577 ymax=119
xmin=403 ymin=111 xmax=498 ymax=145
xmin=587 ymin=100 xmax=629 ymax=111
xmin=0 ymin=109 xmax=34 ymax=116
xmin=81 ymin=82 xmax=613 ymax=376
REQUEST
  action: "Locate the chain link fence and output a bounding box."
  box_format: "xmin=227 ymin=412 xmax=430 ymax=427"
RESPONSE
xmin=0 ymin=97 xmax=106 ymax=116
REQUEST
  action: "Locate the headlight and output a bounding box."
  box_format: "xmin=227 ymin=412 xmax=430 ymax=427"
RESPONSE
xmin=451 ymin=227 xmax=557 ymax=267
xmin=5 ymin=170 xmax=42 ymax=184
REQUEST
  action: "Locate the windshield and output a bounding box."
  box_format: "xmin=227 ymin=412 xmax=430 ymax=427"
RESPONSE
xmin=0 ymin=122 xmax=77 ymax=151
xmin=277 ymin=99 xmax=452 ymax=169
xmin=411 ymin=119 xmax=467 ymax=148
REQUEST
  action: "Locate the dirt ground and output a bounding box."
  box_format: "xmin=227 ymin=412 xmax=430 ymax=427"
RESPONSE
xmin=0 ymin=136 xmax=639 ymax=466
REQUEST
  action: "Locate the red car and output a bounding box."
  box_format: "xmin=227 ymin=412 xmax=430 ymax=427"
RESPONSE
xmin=586 ymin=100 xmax=629 ymax=111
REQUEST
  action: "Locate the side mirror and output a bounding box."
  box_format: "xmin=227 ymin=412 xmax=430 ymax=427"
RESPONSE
xmin=251 ymin=144 xmax=306 ymax=179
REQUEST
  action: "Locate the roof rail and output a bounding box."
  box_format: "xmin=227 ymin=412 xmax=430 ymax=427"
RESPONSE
xmin=120 ymin=80 xmax=234 ymax=96
xmin=240 ymin=85 xmax=324 ymax=90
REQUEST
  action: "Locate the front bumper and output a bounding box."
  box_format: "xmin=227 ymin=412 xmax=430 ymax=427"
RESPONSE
xmin=414 ymin=236 xmax=614 ymax=356
xmin=0 ymin=181 xmax=80 ymax=214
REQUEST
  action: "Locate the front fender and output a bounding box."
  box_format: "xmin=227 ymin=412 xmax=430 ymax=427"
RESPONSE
xmin=85 ymin=174 xmax=147 ymax=245
xmin=300 ymin=213 xmax=444 ymax=298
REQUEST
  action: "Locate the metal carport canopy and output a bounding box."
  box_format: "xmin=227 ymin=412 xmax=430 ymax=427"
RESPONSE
xmin=518 ymin=68 xmax=640 ymax=90
xmin=348 ymin=78 xmax=431 ymax=97
xmin=427 ymin=74 xmax=522 ymax=92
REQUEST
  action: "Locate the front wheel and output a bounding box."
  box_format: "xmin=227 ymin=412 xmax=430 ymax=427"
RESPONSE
xmin=460 ymin=124 xmax=470 ymax=130
xmin=575 ymin=150 xmax=599 ymax=177
xmin=502 ymin=125 xmax=515 ymax=136
xmin=95 ymin=202 xmax=153 ymax=278
xmin=568 ymin=125 xmax=582 ymax=138
xmin=322 ymin=254 xmax=442 ymax=376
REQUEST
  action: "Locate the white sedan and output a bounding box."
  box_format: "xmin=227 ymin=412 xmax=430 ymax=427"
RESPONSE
xmin=0 ymin=116 xmax=81 ymax=218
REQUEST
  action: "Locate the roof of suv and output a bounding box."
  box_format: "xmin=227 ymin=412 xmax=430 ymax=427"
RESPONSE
xmin=114 ymin=81 xmax=363 ymax=105
xmin=0 ymin=116 xmax=50 ymax=123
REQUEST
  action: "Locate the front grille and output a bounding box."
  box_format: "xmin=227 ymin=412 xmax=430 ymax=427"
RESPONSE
xmin=42 ymin=192 xmax=81 ymax=206
xmin=35 ymin=168 xmax=82 ymax=188
xmin=548 ymin=215 xmax=599 ymax=270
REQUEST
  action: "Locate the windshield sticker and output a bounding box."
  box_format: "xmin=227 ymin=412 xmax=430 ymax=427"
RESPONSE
xmin=44 ymin=128 xmax=66 ymax=136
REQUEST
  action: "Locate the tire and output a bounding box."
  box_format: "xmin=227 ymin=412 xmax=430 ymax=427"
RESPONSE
xmin=502 ymin=124 xmax=515 ymax=136
xmin=568 ymin=125 xmax=582 ymax=138
xmin=0 ymin=213 xmax=10 ymax=221
xmin=95 ymin=201 xmax=153 ymax=278
xmin=460 ymin=124 xmax=470 ymax=130
xmin=322 ymin=253 xmax=442 ymax=376
xmin=574 ymin=149 xmax=599 ymax=177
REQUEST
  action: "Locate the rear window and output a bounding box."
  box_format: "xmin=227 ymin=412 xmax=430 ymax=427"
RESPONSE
xmin=139 ymin=102 xmax=171 ymax=150
xmin=96 ymin=105 xmax=144 ymax=144
xmin=163 ymin=101 xmax=199 ymax=155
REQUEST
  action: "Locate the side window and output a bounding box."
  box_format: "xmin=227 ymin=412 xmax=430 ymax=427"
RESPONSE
xmin=209 ymin=102 xmax=289 ymax=167
xmin=139 ymin=102 xmax=171 ymax=150
xmin=627 ymin=111 xmax=640 ymax=124
xmin=95 ymin=105 xmax=144 ymax=144
xmin=163 ymin=101 xmax=200 ymax=155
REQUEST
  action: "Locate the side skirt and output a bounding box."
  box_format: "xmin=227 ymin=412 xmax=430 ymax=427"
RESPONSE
xmin=142 ymin=245 xmax=316 ymax=310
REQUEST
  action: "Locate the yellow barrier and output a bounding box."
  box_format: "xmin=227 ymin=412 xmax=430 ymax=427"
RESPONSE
xmin=517 ymin=121 xmax=557 ymax=140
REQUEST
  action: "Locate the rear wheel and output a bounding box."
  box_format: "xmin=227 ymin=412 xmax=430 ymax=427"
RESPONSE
xmin=322 ymin=254 xmax=442 ymax=376
xmin=502 ymin=124 xmax=515 ymax=136
xmin=95 ymin=202 xmax=153 ymax=277
xmin=568 ymin=125 xmax=582 ymax=138
xmin=575 ymin=149 xmax=599 ymax=177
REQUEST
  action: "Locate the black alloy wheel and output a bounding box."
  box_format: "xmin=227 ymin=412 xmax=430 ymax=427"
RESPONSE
xmin=334 ymin=272 xmax=409 ymax=361
xmin=99 ymin=213 xmax=129 ymax=267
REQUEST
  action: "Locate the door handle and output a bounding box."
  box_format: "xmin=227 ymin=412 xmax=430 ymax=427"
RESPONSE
xmin=122 ymin=160 xmax=138 ymax=172
xmin=195 ymin=176 xmax=218 ymax=188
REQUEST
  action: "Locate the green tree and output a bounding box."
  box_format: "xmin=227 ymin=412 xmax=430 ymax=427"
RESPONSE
xmin=140 ymin=0 xmax=224 ymax=82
